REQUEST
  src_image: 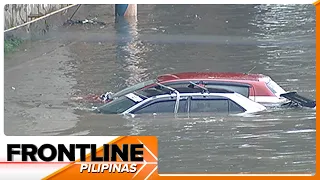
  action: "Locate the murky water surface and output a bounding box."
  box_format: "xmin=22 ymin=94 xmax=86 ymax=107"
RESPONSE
xmin=4 ymin=5 xmax=315 ymax=173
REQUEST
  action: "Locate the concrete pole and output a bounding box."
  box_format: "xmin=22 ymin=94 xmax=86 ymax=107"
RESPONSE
xmin=115 ymin=4 xmax=137 ymax=17
xmin=115 ymin=4 xmax=144 ymax=86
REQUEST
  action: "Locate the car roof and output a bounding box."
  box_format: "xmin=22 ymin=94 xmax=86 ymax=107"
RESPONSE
xmin=157 ymin=72 xmax=267 ymax=82
xmin=135 ymin=86 xmax=234 ymax=98
xmin=122 ymin=91 xmax=266 ymax=115
xmin=146 ymin=92 xmax=241 ymax=101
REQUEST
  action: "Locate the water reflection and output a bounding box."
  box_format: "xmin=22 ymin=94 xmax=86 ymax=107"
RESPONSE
xmin=115 ymin=17 xmax=149 ymax=86
xmin=250 ymin=4 xmax=315 ymax=97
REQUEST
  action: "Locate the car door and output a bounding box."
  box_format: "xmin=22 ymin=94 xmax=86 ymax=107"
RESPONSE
xmin=131 ymin=96 xmax=188 ymax=115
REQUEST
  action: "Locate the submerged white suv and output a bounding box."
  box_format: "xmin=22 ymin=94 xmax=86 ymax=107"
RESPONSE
xmin=95 ymin=83 xmax=267 ymax=115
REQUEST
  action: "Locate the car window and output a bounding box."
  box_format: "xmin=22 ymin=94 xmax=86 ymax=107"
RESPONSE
xmin=266 ymin=80 xmax=286 ymax=96
xmin=190 ymin=99 xmax=229 ymax=113
xmin=97 ymin=96 xmax=136 ymax=114
xmin=162 ymin=82 xmax=250 ymax=97
xmin=190 ymin=98 xmax=245 ymax=113
xmin=135 ymin=87 xmax=170 ymax=98
xmin=133 ymin=99 xmax=187 ymax=114
xmin=206 ymin=84 xmax=249 ymax=97
xmin=112 ymin=80 xmax=156 ymax=98
xmin=229 ymin=100 xmax=245 ymax=113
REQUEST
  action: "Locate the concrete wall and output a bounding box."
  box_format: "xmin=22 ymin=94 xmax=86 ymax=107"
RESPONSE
xmin=3 ymin=5 xmax=117 ymax=41
xmin=4 ymin=4 xmax=80 ymax=41
xmin=4 ymin=4 xmax=72 ymax=30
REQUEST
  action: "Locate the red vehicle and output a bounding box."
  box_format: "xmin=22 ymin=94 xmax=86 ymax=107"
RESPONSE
xmin=82 ymin=72 xmax=315 ymax=108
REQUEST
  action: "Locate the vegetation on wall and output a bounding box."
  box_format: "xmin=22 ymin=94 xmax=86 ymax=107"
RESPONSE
xmin=4 ymin=38 xmax=23 ymax=54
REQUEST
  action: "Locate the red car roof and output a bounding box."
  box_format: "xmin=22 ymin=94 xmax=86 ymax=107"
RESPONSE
xmin=157 ymin=72 xmax=267 ymax=82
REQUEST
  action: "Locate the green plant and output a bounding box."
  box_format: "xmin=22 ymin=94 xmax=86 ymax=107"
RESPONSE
xmin=4 ymin=38 xmax=23 ymax=54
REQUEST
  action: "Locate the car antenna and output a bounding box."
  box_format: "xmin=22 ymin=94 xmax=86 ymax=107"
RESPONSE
xmin=246 ymin=66 xmax=256 ymax=74
xmin=189 ymin=81 xmax=209 ymax=93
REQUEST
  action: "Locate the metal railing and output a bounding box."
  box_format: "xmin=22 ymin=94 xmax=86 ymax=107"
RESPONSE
xmin=189 ymin=81 xmax=209 ymax=93
xmin=156 ymin=82 xmax=180 ymax=114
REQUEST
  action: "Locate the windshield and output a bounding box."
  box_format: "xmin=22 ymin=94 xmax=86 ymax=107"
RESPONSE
xmin=97 ymin=96 xmax=137 ymax=114
xmin=112 ymin=80 xmax=156 ymax=98
xmin=266 ymin=79 xmax=286 ymax=96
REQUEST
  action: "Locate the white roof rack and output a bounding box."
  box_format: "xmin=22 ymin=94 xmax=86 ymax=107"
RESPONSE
xmin=156 ymin=82 xmax=181 ymax=113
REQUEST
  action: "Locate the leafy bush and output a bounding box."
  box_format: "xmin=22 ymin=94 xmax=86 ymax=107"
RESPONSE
xmin=4 ymin=38 xmax=22 ymax=54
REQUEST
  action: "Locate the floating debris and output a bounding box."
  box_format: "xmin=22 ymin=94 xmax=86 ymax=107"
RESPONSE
xmin=64 ymin=18 xmax=106 ymax=26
